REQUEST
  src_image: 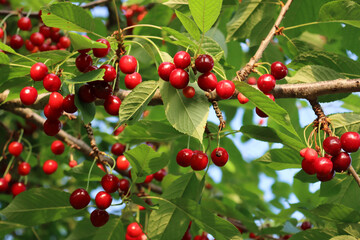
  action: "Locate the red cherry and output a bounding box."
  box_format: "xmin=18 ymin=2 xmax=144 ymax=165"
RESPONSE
xmin=111 ymin=143 xmax=126 ymax=156
xmin=51 ymin=140 xmax=65 ymax=155
xmin=43 ymin=73 xmax=61 ymax=92
xmin=182 ymin=230 xmax=192 ymax=240
xmin=20 ymin=86 xmax=38 ymax=105
xmin=116 ymin=155 xmax=130 ymax=171
xmin=59 ymin=36 xmax=71 ymax=48
xmin=91 ymin=80 xmax=112 ymax=99
xmin=78 ymin=84 xmax=96 ymax=103
xmin=300 ymin=147 xmax=309 ymax=157
xmin=0 ymin=28 xmax=3 ymax=39
xmin=69 ymin=160 xmax=77 ymax=168
xmin=317 ymin=170 xmax=335 ymax=182
xmin=237 ymin=92 xmax=249 ymax=104
xmin=18 ymin=162 xmax=31 ymax=176
xmin=195 ymin=54 xmax=214 ymax=73
xmin=25 ymin=40 xmax=35 ymax=51
xmin=332 ymin=152 xmax=351 ymax=172
xmin=39 ymin=25 xmax=51 ymax=38
xmin=301 ymin=158 xmax=316 ymax=175
xmin=143 ymin=174 xmax=153 ymax=184
xmin=323 ymin=136 xmax=342 ymax=156
xmin=104 ymin=95 xmax=121 ymax=116
xmin=154 ymin=168 xmax=167 ymax=181
xmin=70 ymin=188 xmax=90 ymax=209
xmin=314 ymin=157 xmax=333 ymax=177
xmin=90 ymin=209 xmax=109 ymax=227
xmin=300 ymin=221 xmax=312 ymax=230
xmin=255 ymin=93 xmax=275 ymax=118
xmin=95 ymin=191 xmax=112 ymax=209
xmin=119 ymin=178 xmax=130 ymax=192
xmin=76 ymin=54 xmax=93 ymax=72
xmin=119 ymin=55 xmax=137 ymax=74
xmin=190 ymin=151 xmax=208 ymax=171
xmin=10 ymin=34 xmax=24 ymax=49
xmin=174 ymin=51 xmax=191 ymax=69
xmin=93 ymin=39 xmax=111 ymax=58
xmin=247 ymin=77 xmax=257 ymax=85
xmin=11 ymin=182 xmax=26 ymax=197
xmin=101 ymin=174 xmax=120 ymax=193
xmin=50 ymin=30 xmax=61 ymax=42
xmin=30 ymin=62 xmax=48 ymax=81
xmin=182 ymin=86 xmax=195 ymax=98
xmin=78 ymin=35 xmax=91 ymax=54
xmin=169 ymin=69 xmax=189 ymax=89
xmin=8 ymin=141 xmax=23 ymax=156
xmin=197 ymin=72 xmax=217 ymax=92
xmin=216 ymin=80 xmax=235 ymax=99
xmin=114 ymin=125 xmax=125 ymax=136
xmin=43 ymin=160 xmax=58 ymax=174
xmin=176 ymin=148 xmax=193 ymax=167
xmin=44 ymin=103 xmax=63 ymax=120
xmin=0 ymin=178 xmax=8 ymax=192
xmin=158 ymin=62 xmax=176 ymax=81
xmin=127 ymin=222 xmax=143 ymax=237
xmin=49 ymin=92 xmax=63 ymax=110
xmin=30 ymin=32 xmax=44 ymax=46
xmin=124 ymin=72 xmax=142 ymax=89
xmin=341 ymin=132 xmax=360 ymax=152
xmin=100 ymin=64 xmax=117 ymax=82
xmin=211 ymin=147 xmax=229 ymax=167
xmin=304 ymin=148 xmax=318 ymax=161
xmin=271 ymin=61 xmax=288 ymax=80
xmin=43 ymin=119 xmax=61 ymax=136
xmin=257 ymin=74 xmax=276 ymax=93
xmin=17 ymin=17 xmax=32 ymax=31
xmin=249 ymin=233 xmax=257 ymax=239
xmin=63 ymin=94 xmax=78 ymax=113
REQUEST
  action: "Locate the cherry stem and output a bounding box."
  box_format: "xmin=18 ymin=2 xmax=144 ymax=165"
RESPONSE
xmin=123 ymin=24 xmax=162 ymax=32
xmin=21 ymin=137 xmax=32 ymax=163
xmin=3 ymin=155 xmax=14 ymax=178
xmin=112 ymin=0 xmax=121 ymax=34
xmin=187 ymin=136 xmax=190 ymax=149
xmin=86 ymin=158 xmax=97 ymax=191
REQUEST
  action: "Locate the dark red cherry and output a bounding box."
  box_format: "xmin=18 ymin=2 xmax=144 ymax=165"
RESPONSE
xmin=30 ymin=62 xmax=48 ymax=81
xmin=10 ymin=34 xmax=24 ymax=49
xmin=63 ymin=94 xmax=78 ymax=113
xmin=39 ymin=25 xmax=51 ymax=38
xmin=91 ymin=81 xmax=112 ymax=99
xmin=44 ymin=104 xmax=63 ymax=120
xmin=20 ymin=86 xmax=38 ymax=105
xmin=158 ymin=62 xmax=176 ymax=81
xmin=195 ymin=54 xmax=214 ymax=73
xmin=124 ymin=72 xmax=142 ymax=89
xmin=18 ymin=162 xmax=31 ymax=176
xmin=255 ymin=93 xmax=275 ymax=118
xmin=116 ymin=155 xmax=130 ymax=171
xmin=317 ymin=170 xmax=335 ymax=182
xmin=101 ymin=174 xmax=120 ymax=193
xmin=51 ymin=140 xmax=65 ymax=155
xmin=301 ymin=158 xmax=316 ymax=175
xmin=69 ymin=188 xmax=90 ymax=209
xmin=119 ymin=178 xmax=130 ymax=192
xmin=43 ymin=159 xmax=58 ymax=174
xmin=30 ymin=32 xmax=44 ymax=46
xmin=174 ymin=51 xmax=191 ymax=69
xmin=197 ymin=72 xmax=217 ymax=92
xmin=100 ymin=64 xmax=116 ymax=82
xmin=49 ymin=92 xmax=63 ymax=110
xmin=237 ymin=92 xmax=249 ymax=104
xmin=176 ymin=148 xmax=193 ymax=167
xmin=93 ymin=39 xmax=111 ymax=58
xmin=90 ymin=209 xmax=109 ymax=227
xmin=257 ymin=74 xmax=276 ymax=93
xmin=25 ymin=40 xmax=35 ymax=51
xmin=190 ymin=151 xmax=208 ymax=171
xmin=76 ymin=54 xmax=93 ymax=72
xmin=154 ymin=168 xmax=167 ymax=181
xmin=300 ymin=221 xmax=312 ymax=231
xmin=78 ymin=84 xmax=96 ymax=103
xmin=169 ymin=69 xmax=189 ymax=89
xmin=104 ymin=95 xmax=121 ymax=116
xmin=0 ymin=178 xmax=8 ymax=192
xmin=323 ymin=136 xmax=342 ymax=156
xmin=119 ymin=55 xmax=137 ymax=74
xmin=332 ymin=152 xmax=351 ymax=172
xmin=271 ymin=61 xmax=288 ymax=80
xmin=314 ymin=157 xmax=333 ymax=177
xmin=43 ymin=119 xmax=61 ymax=136
xmin=340 ymin=132 xmax=360 ymax=152
xmin=183 ymin=86 xmax=195 ymax=98
xmin=216 ymin=80 xmax=235 ymax=99
xmin=50 ymin=30 xmax=61 ymax=42
xmin=17 ymin=17 xmax=32 ymax=31
xmin=8 ymin=141 xmax=23 ymax=156
xmin=11 ymin=182 xmax=26 ymax=197
xmin=95 ymin=191 xmax=112 ymax=209
xmin=59 ymin=36 xmax=71 ymax=48
xmin=111 ymin=143 xmax=126 ymax=156
xmin=43 ymin=73 xmax=61 ymax=92
xmin=211 ymin=147 xmax=229 ymax=167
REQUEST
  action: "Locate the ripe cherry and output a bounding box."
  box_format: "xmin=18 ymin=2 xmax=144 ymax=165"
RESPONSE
xmin=301 ymin=158 xmax=316 ymax=175
xmin=158 ymin=62 xmax=176 ymax=81
xmin=340 ymin=132 xmax=360 ymax=152
xmin=211 ymin=147 xmax=229 ymax=167
xmin=93 ymin=38 xmax=111 ymax=58
xmin=0 ymin=28 xmax=3 ymax=39
xmin=255 ymin=93 xmax=275 ymax=118
xmin=44 ymin=104 xmax=63 ymax=120
xmin=119 ymin=55 xmax=137 ymax=74
xmin=90 ymin=209 xmax=109 ymax=227
xmin=127 ymin=222 xmax=143 ymax=237
xmin=317 ymin=170 xmax=335 ymax=182
xmin=332 ymin=152 xmax=351 ymax=172
xmin=182 ymin=86 xmax=195 ymax=98
xmin=191 ymin=151 xmax=208 ymax=171
xmin=95 ymin=191 xmax=112 ymax=209
xmin=25 ymin=40 xmax=35 ymax=51
xmin=195 ymin=54 xmax=214 ymax=73
xmin=91 ymin=81 xmax=112 ymax=99
xmin=49 ymin=92 xmax=64 ymax=110
xmin=69 ymin=188 xmax=90 ymax=209
xmin=104 ymin=95 xmax=121 ymax=116
xmin=10 ymin=34 xmax=24 ymax=49
xmin=11 ymin=182 xmax=26 ymax=197
xmin=247 ymin=77 xmax=257 ymax=85
xmin=8 ymin=141 xmax=23 ymax=156
xmin=18 ymin=162 xmax=31 ymax=176
xmin=154 ymin=168 xmax=167 ymax=181
xmin=111 ymin=143 xmax=126 ymax=156
xmin=116 ymin=155 xmax=130 ymax=171
xmin=43 ymin=119 xmax=61 ymax=136
xmin=314 ymin=157 xmax=333 ymax=177
xmin=300 ymin=148 xmax=310 ymax=157
xmin=300 ymin=221 xmax=312 ymax=231
xmin=0 ymin=178 xmax=8 ymax=192
xmin=176 ymin=148 xmax=193 ymax=167
xmin=114 ymin=125 xmax=125 ymax=136
xmin=119 ymin=178 xmax=130 ymax=192
xmin=304 ymin=148 xmax=318 ymax=161
xmin=174 ymin=51 xmax=191 ymax=69
xmin=143 ymin=174 xmax=154 ymax=184
xmin=17 ymin=17 xmax=32 ymax=31
xmin=124 ymin=72 xmax=142 ymax=89
xmin=197 ymin=72 xmax=217 ymax=92
xmin=100 ymin=64 xmax=117 ymax=82
xmin=50 ymin=30 xmax=61 ymax=42
xmin=39 ymin=25 xmax=51 ymax=38
xmin=101 ymin=174 xmax=120 ymax=193
xmin=323 ymin=136 xmax=342 ymax=156
xmin=69 ymin=160 xmax=77 ymax=168
xmin=43 ymin=160 xmax=58 ymax=174
xmin=216 ymin=80 xmax=235 ymax=99
xmin=237 ymin=92 xmax=249 ymax=104
xmin=63 ymin=94 xmax=77 ymax=113
xmin=271 ymin=61 xmax=288 ymax=80
xmin=30 ymin=62 xmax=48 ymax=81
xmin=169 ymin=69 xmax=189 ymax=89
xmin=30 ymin=32 xmax=44 ymax=46
xmin=43 ymin=73 xmax=61 ymax=92
xmin=20 ymin=86 xmax=38 ymax=105
xmin=257 ymin=74 xmax=276 ymax=93
xmin=51 ymin=140 xmax=65 ymax=155
xmin=78 ymin=84 xmax=96 ymax=103
xmin=59 ymin=36 xmax=71 ymax=48
xmin=76 ymin=54 xmax=93 ymax=72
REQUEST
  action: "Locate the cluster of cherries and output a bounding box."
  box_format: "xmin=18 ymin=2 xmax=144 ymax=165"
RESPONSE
xmin=176 ymin=147 xmax=229 ymax=171
xmin=121 ymin=4 xmax=148 ymax=28
xmin=158 ymin=52 xmax=236 ymax=100
xmin=301 ymin=131 xmax=360 ymax=181
xmin=125 ymin=222 xmax=147 ymax=240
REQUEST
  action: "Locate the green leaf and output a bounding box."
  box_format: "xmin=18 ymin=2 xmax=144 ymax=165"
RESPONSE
xmin=66 ymin=69 xmax=105 ymax=84
xmin=68 ymin=32 xmax=107 ymax=51
xmin=0 ymin=221 xmax=27 ymax=236
xmin=319 ymin=0 xmax=360 ymax=28
xmin=159 ymin=81 xmax=209 ymax=143
xmin=0 ymin=41 xmax=15 ymax=54
xmin=118 ymin=81 xmax=159 ymax=126
xmin=74 ymin=85 xmax=96 ymax=124
xmin=311 ymin=203 xmax=360 ymax=223
xmin=175 ymin=10 xmax=201 ymax=41
xmin=13 ymin=50 xmax=71 ymax=66
xmin=282 ymin=221 xmax=301 ymax=234
xmin=41 ymin=2 xmax=94 ymax=32
xmin=0 ymin=188 xmax=82 ymax=226
xmin=64 ymin=161 xmax=104 ymax=181
xmin=162 ymin=27 xmax=197 ymax=50
xmin=255 ymin=148 xmax=301 ymax=170
xmin=330 ymin=236 xmax=357 ymax=240
xmin=0 ymin=52 xmax=9 ymax=64
xmin=289 ymin=229 xmax=333 ymax=240
xmin=124 ymin=144 xmax=168 ymax=183
xmin=286 ymin=65 xmax=345 ymax=84
xmin=188 ymin=0 xmax=223 ymax=33
xmin=329 ymin=112 xmax=360 ymax=136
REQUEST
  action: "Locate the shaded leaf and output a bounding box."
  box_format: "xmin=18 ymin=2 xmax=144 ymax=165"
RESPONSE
xmin=65 ymin=69 xmax=105 ymax=84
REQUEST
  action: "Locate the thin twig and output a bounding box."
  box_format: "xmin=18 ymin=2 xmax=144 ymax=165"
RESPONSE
xmin=349 ymin=166 xmax=360 ymax=187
